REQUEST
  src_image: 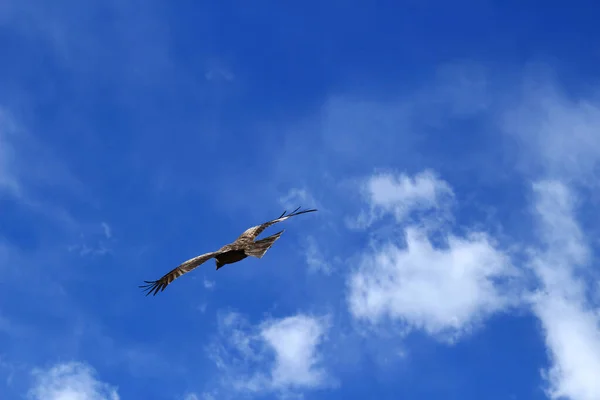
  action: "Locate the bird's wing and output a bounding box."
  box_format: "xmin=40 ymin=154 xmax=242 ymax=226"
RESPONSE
xmin=139 ymin=251 xmax=219 ymax=296
xmin=235 ymin=206 xmax=317 ymax=243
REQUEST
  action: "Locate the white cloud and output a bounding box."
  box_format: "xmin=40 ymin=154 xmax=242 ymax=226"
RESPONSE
xmin=28 ymin=361 xmax=119 ymax=400
xmin=260 ymin=315 xmax=329 ymax=389
xmin=534 ymin=295 xmax=600 ymax=400
xmin=353 ymin=169 xmax=454 ymax=229
xmin=348 ymin=226 xmax=518 ymax=339
xmin=206 ymin=311 xmax=332 ymax=397
xmin=529 ymin=181 xmax=600 ymax=400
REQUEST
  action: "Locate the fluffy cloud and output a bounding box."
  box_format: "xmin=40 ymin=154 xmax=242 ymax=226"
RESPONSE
xmin=529 ymin=181 xmax=600 ymax=400
xmin=206 ymin=311 xmax=332 ymax=397
xmin=353 ymin=169 xmax=454 ymax=229
xmin=260 ymin=315 xmax=329 ymax=389
xmin=348 ymin=225 xmax=517 ymax=339
xmin=27 ymin=362 xmax=119 ymax=400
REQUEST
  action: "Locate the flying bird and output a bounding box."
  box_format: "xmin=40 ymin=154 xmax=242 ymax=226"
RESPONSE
xmin=139 ymin=206 xmax=317 ymax=296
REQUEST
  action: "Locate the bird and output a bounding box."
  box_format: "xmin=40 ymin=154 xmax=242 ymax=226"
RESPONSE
xmin=139 ymin=206 xmax=317 ymax=296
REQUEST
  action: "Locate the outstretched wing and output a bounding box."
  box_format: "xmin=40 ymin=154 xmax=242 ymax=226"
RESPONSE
xmin=235 ymin=206 xmax=317 ymax=244
xmin=139 ymin=251 xmax=219 ymax=296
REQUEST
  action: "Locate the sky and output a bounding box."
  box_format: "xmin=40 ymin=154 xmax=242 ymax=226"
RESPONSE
xmin=1 ymin=1 xmax=600 ymax=399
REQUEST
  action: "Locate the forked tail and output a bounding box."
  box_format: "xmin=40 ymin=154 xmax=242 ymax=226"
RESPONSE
xmin=245 ymin=230 xmax=284 ymax=258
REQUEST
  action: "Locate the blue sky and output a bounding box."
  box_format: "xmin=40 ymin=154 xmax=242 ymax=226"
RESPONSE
xmin=1 ymin=1 xmax=600 ymax=399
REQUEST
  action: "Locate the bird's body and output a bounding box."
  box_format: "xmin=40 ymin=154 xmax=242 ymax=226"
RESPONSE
xmin=215 ymin=248 xmax=248 ymax=269
xmin=140 ymin=207 xmax=316 ymax=296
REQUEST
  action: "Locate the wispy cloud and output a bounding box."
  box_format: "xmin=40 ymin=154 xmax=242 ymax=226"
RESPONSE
xmin=203 ymin=278 xmax=215 ymax=290
xmin=497 ymin=76 xmax=600 ymax=400
xmin=204 ymin=68 xmax=234 ymax=82
xmin=67 ymin=225 xmax=114 ymax=257
xmin=1 ymin=0 xmax=173 ymax=88
xmin=0 ymin=105 xmax=89 ymax=234
xmin=197 ymin=303 xmax=208 ymax=314
xmin=67 ymin=242 xmax=111 ymax=257
xmin=101 ymin=223 xmax=112 ymax=240
xmin=279 ymin=188 xmax=320 ymax=211
xmin=529 ymin=181 xmax=600 ymax=400
xmin=503 ymin=78 xmax=600 ymax=182
xmin=27 ymin=362 xmax=119 ymax=400
xmin=1 ymin=110 xmax=114 ymax=258
xmin=0 ymin=109 xmax=21 ymax=197
xmin=301 ymin=235 xmax=334 ymax=275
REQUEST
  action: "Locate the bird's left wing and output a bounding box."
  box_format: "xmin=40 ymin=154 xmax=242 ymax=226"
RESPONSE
xmin=235 ymin=206 xmax=317 ymax=243
xmin=139 ymin=251 xmax=219 ymax=296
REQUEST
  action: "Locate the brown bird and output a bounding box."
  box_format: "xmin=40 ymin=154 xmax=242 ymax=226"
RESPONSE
xmin=139 ymin=206 xmax=317 ymax=296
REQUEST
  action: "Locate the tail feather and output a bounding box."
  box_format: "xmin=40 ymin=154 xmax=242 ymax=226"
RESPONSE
xmin=245 ymin=230 xmax=284 ymax=258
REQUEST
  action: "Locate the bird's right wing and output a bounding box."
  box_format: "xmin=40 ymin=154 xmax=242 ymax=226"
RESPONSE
xmin=139 ymin=251 xmax=219 ymax=296
xmin=235 ymin=207 xmax=317 ymax=243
